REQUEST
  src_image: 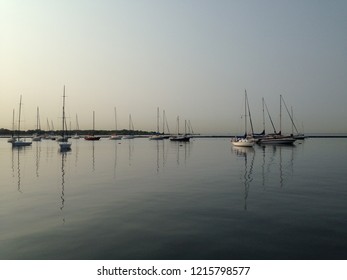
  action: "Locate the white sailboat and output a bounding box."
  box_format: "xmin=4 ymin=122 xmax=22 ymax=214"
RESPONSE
xmin=232 ymin=90 xmax=255 ymax=147
xmin=59 ymin=86 xmax=72 ymax=150
xmin=109 ymin=107 xmax=122 ymax=140
xmin=12 ymin=95 xmax=32 ymax=147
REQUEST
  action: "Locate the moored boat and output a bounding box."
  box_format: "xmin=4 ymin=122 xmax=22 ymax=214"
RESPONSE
xmin=58 ymin=86 xmax=71 ymax=151
xmin=12 ymin=95 xmax=32 ymax=147
xmin=84 ymin=111 xmax=100 ymax=141
xmin=231 ymin=90 xmax=255 ymax=148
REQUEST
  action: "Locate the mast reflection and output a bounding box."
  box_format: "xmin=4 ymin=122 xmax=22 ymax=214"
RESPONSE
xmin=233 ymin=146 xmax=255 ymax=210
xmin=59 ymin=151 xmax=70 ymax=224
xmin=16 ymin=148 xmax=22 ymax=193
xmin=257 ymin=144 xmax=297 ymax=191
xmin=35 ymin=142 xmax=41 ymax=178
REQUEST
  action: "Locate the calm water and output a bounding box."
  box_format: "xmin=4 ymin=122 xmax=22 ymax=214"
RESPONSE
xmin=1 ymin=137 xmax=346 ymax=260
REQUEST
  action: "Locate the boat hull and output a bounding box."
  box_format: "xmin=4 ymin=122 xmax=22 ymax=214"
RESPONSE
xmin=84 ymin=136 xmax=101 ymax=141
xmin=169 ymin=136 xmax=190 ymax=142
xmin=109 ymin=135 xmax=122 ymax=140
xmin=257 ymin=136 xmax=296 ymax=145
xmin=59 ymin=142 xmax=72 ymax=150
xmin=231 ymin=138 xmax=254 ymax=147
xmin=12 ymin=140 xmax=32 ymax=147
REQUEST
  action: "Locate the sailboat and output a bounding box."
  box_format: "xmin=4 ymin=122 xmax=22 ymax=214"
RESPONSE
xmin=149 ymin=107 xmax=166 ymax=140
xmin=109 ymin=107 xmax=122 ymax=140
xmin=59 ymin=86 xmax=72 ymax=150
xmin=122 ymin=114 xmax=135 ymax=139
xmin=84 ymin=111 xmax=101 ymax=141
xmin=231 ymin=90 xmax=255 ymax=147
xmin=12 ymin=95 xmax=32 ymax=147
xmin=169 ymin=116 xmax=190 ymax=142
xmin=72 ymin=114 xmax=80 ymax=139
xmin=257 ymin=95 xmax=296 ymax=145
xmin=32 ymin=107 xmax=42 ymax=141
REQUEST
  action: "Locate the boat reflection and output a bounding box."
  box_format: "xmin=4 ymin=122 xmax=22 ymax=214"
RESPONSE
xmin=35 ymin=142 xmax=41 ymax=178
xmin=60 ymin=151 xmax=70 ymax=224
xmin=233 ymin=146 xmax=255 ymax=210
xmin=262 ymin=145 xmax=295 ymax=189
xmin=11 ymin=147 xmax=30 ymax=193
xmin=170 ymin=141 xmax=192 ymax=166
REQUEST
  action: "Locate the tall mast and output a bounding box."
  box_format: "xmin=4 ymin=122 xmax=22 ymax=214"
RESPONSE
xmin=264 ymin=99 xmax=277 ymax=133
xmin=76 ymin=114 xmax=79 ymax=130
xmin=244 ymin=90 xmax=247 ymax=135
xmin=291 ymin=106 xmax=294 ymax=135
xmin=93 ymin=111 xmax=95 ymax=133
xmin=245 ymin=90 xmax=254 ymax=135
xmin=162 ymin=110 xmax=165 ymax=134
xmin=114 ymin=107 xmax=117 ymax=131
xmin=280 ymin=94 xmax=282 ymax=134
xmin=129 ymin=114 xmax=131 ymax=131
xmin=36 ymin=107 xmax=40 ymax=131
xmin=262 ymin=97 xmax=265 ymax=133
xmin=18 ymin=95 xmax=22 ymax=138
xmin=157 ymin=107 xmax=159 ymax=134
xmin=62 ymin=86 xmax=66 ymax=137
xmin=12 ymin=109 xmax=15 ymax=138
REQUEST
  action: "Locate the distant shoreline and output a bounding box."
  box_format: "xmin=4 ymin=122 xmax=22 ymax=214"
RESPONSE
xmin=1 ymin=134 xmax=347 ymax=139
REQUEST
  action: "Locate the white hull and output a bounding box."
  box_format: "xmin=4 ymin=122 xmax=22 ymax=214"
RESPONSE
xmin=122 ymin=135 xmax=135 ymax=139
xmin=109 ymin=135 xmax=122 ymax=140
xmin=231 ymin=138 xmax=254 ymax=147
xmin=149 ymin=135 xmax=166 ymax=140
xmin=169 ymin=135 xmax=190 ymax=142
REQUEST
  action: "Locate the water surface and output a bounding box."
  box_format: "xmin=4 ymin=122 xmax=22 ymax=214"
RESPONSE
xmin=1 ymin=137 xmax=346 ymax=259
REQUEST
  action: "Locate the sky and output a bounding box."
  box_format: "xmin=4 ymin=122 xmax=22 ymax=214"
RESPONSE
xmin=1 ymin=0 xmax=346 ymax=134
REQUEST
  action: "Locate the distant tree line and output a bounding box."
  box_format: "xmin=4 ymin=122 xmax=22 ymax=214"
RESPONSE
xmin=0 ymin=128 xmax=157 ymax=136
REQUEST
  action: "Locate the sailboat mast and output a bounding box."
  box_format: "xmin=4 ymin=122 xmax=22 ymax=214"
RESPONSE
xmin=262 ymin=97 xmax=265 ymax=133
xmin=93 ymin=111 xmax=95 ymax=133
xmin=280 ymin=95 xmax=282 ymax=134
xmin=162 ymin=110 xmax=165 ymax=134
xmin=114 ymin=107 xmax=117 ymax=131
xmin=12 ymin=109 xmax=15 ymax=138
xmin=18 ymin=95 xmax=22 ymax=138
xmin=264 ymin=100 xmax=277 ymax=133
xmin=244 ymin=91 xmax=247 ymax=136
xmin=157 ymin=107 xmax=159 ymax=134
xmin=245 ymin=90 xmax=254 ymax=135
xmin=291 ymin=107 xmax=294 ymax=135
xmin=36 ymin=107 xmax=39 ymax=131
xmin=282 ymin=96 xmax=299 ymax=134
xmin=185 ymin=120 xmax=187 ymax=135
xmin=129 ymin=114 xmax=131 ymax=131
xmin=62 ymin=86 xmax=66 ymax=137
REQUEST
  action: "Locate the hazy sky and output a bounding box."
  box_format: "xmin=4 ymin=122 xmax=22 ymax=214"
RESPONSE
xmin=1 ymin=0 xmax=346 ymax=134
